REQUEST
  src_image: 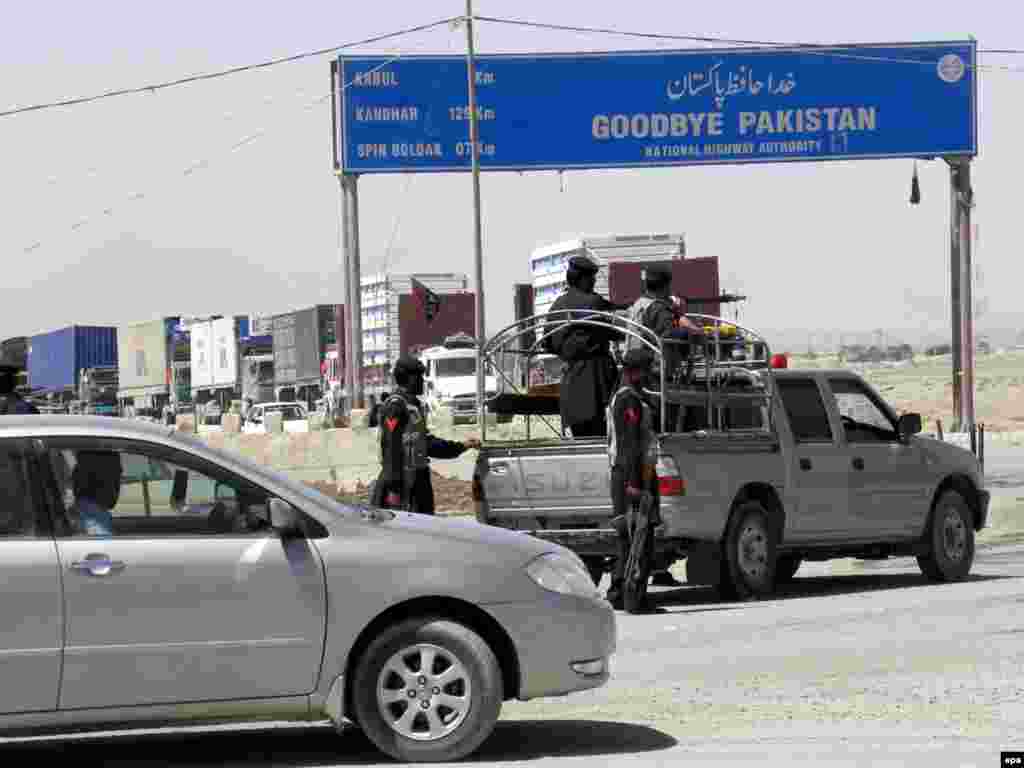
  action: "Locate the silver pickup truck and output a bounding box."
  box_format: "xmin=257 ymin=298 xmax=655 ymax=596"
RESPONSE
xmin=474 ymin=313 xmax=990 ymax=600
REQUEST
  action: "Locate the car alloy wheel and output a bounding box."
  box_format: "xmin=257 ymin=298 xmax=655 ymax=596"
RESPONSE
xmin=376 ymin=643 xmax=471 ymax=741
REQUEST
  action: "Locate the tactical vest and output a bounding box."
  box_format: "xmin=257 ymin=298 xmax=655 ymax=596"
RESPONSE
xmin=606 ymin=386 xmax=657 ymax=468
xmin=624 ymin=296 xmax=668 ymax=353
xmin=377 ymin=392 xmax=429 ymax=474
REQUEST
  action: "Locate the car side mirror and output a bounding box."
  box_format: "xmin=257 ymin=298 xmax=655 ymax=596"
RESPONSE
xmin=268 ymin=498 xmax=304 ymax=538
xmin=898 ymin=413 xmax=922 ymax=440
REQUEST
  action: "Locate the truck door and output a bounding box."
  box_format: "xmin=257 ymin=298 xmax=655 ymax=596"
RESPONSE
xmin=775 ymin=376 xmax=856 ymax=542
xmin=825 ymin=376 xmax=931 ymax=538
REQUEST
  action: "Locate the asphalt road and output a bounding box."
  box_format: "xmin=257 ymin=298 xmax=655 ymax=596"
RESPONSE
xmin=3 ymin=541 xmax=1022 ymax=767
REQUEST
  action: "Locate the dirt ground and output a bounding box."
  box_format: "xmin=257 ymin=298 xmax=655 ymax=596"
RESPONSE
xmin=306 ymin=471 xmax=475 ymax=516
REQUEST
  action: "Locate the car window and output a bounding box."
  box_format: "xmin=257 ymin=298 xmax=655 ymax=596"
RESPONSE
xmin=45 ymin=443 xmax=277 ymax=538
xmin=0 ymin=441 xmax=37 ymax=537
xmin=776 ymin=378 xmax=833 ymax=443
xmin=828 ymin=378 xmax=898 ymax=442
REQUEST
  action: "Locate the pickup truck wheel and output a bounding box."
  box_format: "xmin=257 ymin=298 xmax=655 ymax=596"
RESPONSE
xmin=721 ymin=501 xmax=777 ymax=600
xmin=775 ymin=554 xmax=802 ymax=584
xmin=350 ymin=617 xmax=503 ymax=763
xmin=917 ymin=490 xmax=975 ymax=583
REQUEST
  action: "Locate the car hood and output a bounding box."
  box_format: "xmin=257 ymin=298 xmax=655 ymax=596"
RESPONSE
xmin=329 ymin=506 xmax=562 ymax=567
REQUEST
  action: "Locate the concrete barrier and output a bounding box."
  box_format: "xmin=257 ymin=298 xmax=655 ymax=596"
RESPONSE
xmin=264 ymin=411 xmax=284 ymax=434
xmin=191 ymin=425 xmax=478 ymax=490
xmin=350 ymin=409 xmax=370 ymax=432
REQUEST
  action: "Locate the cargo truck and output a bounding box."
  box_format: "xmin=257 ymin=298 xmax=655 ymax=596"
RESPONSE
xmin=116 ymin=318 xmax=179 ymax=415
xmin=272 ymin=305 xmax=336 ymax=409
xmin=27 ymin=326 xmax=118 ymax=411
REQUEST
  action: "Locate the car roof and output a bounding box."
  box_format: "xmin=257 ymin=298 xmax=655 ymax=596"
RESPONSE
xmin=0 ymin=414 xmax=176 ymax=440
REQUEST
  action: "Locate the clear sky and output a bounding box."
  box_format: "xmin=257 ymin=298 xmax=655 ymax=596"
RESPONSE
xmin=1 ymin=0 xmax=1020 ymax=350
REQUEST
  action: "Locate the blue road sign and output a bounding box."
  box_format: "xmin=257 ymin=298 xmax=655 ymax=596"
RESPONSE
xmin=336 ymin=42 xmax=976 ymax=174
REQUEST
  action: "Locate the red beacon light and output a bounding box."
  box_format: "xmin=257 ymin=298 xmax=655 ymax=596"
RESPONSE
xmin=770 ymin=353 xmax=789 ymax=369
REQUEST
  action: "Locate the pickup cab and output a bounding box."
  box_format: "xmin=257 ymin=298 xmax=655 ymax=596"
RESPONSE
xmin=474 ymin=313 xmax=990 ymax=600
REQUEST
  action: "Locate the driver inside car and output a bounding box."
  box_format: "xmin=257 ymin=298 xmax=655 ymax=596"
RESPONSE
xmin=70 ymin=450 xmax=123 ymax=538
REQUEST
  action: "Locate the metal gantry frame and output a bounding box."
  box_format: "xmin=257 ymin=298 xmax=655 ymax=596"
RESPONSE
xmin=477 ymin=310 xmax=775 ymax=443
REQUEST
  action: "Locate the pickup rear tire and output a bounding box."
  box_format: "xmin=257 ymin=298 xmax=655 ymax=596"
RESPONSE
xmin=917 ymin=490 xmax=975 ymax=583
xmin=719 ymin=501 xmax=777 ymax=601
xmin=349 ymin=617 xmax=503 ymax=763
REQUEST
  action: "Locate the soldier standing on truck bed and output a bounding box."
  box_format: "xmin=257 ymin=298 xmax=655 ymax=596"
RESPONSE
xmin=373 ymin=355 xmax=480 ymax=515
xmin=545 ymin=255 xmax=624 ymax=438
xmin=605 ymin=347 xmax=661 ymax=614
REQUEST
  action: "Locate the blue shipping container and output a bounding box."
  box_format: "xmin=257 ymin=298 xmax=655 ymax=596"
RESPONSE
xmin=28 ymin=326 xmax=118 ymax=392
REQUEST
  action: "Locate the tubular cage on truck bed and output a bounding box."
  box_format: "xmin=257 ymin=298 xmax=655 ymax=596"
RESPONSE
xmin=477 ymin=310 xmax=776 ymax=442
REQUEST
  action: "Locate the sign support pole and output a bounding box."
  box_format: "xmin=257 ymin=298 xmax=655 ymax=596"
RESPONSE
xmin=957 ymin=158 xmax=975 ymax=433
xmin=947 ymin=159 xmax=963 ymax=431
xmin=336 ymin=172 xmax=353 ymax=416
xmin=344 ymin=173 xmax=365 ymax=411
xmin=464 ymin=0 xmax=487 ymax=429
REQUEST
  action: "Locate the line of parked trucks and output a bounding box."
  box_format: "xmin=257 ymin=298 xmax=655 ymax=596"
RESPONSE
xmin=4 ymin=289 xmax=488 ymax=426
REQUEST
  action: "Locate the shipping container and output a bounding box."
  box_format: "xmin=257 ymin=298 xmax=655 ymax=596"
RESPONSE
xmin=272 ymin=305 xmax=336 ymax=390
xmin=117 ymin=318 xmax=175 ymax=400
xmin=190 ymin=321 xmax=214 ymax=391
xmin=211 ymin=316 xmax=239 ymax=388
xmin=28 ymin=326 xmax=117 ymax=393
xmin=608 ymin=256 xmax=720 ymax=314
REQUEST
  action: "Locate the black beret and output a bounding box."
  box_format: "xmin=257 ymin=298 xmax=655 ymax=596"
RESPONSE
xmin=643 ymin=264 xmax=673 ymax=282
xmin=393 ymin=354 xmax=426 ymax=377
xmin=567 ymin=254 xmax=600 ymax=273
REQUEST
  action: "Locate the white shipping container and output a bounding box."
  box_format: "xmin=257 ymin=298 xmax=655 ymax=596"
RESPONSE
xmin=190 ymin=321 xmax=214 ymax=391
xmin=212 ymin=316 xmax=238 ymax=388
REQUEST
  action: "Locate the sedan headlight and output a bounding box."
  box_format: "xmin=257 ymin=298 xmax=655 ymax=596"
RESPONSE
xmin=525 ymin=553 xmax=599 ymax=599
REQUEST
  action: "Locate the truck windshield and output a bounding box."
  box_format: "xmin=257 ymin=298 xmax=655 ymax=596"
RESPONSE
xmin=435 ymin=358 xmax=476 ymax=377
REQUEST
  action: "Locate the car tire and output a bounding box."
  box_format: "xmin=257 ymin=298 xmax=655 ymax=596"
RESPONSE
xmin=775 ymin=554 xmax=802 ymax=584
xmin=917 ymin=490 xmax=975 ymax=583
xmin=719 ymin=501 xmax=777 ymax=601
xmin=350 ymin=617 xmax=503 ymax=763
xmin=583 ymin=556 xmax=605 ymax=587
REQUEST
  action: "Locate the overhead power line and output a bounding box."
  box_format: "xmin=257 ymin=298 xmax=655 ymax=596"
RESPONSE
xmin=475 ymin=16 xmax=1024 ymax=72
xmin=20 ymin=56 xmax=404 ymax=255
xmin=0 ymin=16 xmax=460 ymax=119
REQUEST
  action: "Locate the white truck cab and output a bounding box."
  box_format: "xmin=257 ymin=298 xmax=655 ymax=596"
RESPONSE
xmin=419 ymin=334 xmax=498 ymax=423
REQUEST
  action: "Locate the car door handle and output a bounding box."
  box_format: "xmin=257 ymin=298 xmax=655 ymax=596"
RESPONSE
xmin=490 ymin=463 xmax=509 ymax=476
xmin=852 ymin=457 xmax=865 ymax=471
xmin=70 ymin=555 xmax=126 ymax=577
xmin=799 ymin=458 xmax=812 ymax=471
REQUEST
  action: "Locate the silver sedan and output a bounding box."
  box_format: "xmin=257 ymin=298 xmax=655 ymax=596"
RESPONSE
xmin=0 ymin=416 xmax=614 ymax=763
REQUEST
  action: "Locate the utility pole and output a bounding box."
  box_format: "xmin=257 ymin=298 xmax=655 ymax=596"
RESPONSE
xmin=464 ymin=0 xmax=487 ymax=427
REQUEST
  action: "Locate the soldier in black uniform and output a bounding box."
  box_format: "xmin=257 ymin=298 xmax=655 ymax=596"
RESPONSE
xmin=0 ymin=351 xmax=38 ymax=415
xmin=605 ymin=347 xmax=661 ymax=614
xmin=545 ymin=255 xmax=624 ymax=438
xmin=373 ymin=355 xmax=479 ymax=514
